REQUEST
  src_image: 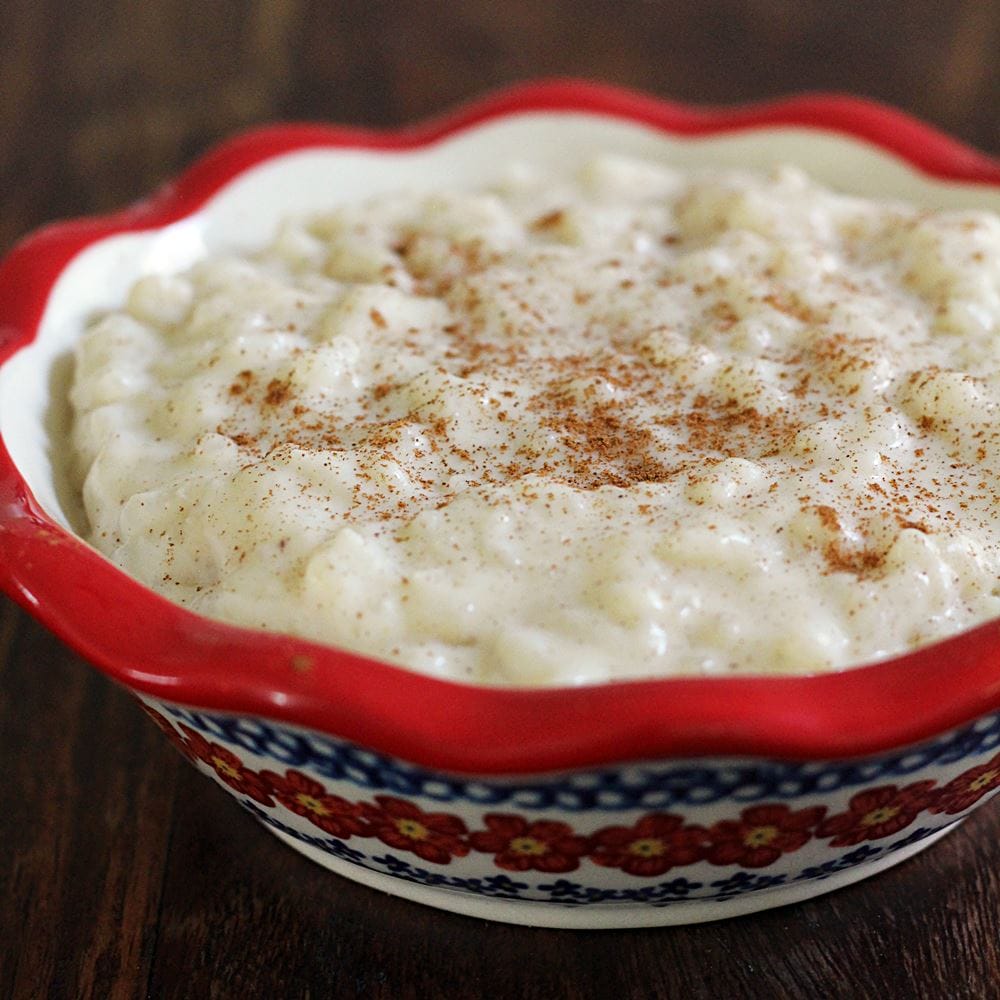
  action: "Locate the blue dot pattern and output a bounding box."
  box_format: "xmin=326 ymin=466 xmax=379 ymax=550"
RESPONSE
xmin=167 ymin=706 xmax=1000 ymax=810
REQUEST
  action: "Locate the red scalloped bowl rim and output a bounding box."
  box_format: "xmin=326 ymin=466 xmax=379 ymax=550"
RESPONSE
xmin=3 ymin=79 xmax=1000 ymax=774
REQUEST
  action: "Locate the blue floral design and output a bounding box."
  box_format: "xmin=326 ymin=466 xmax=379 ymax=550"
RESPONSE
xmin=794 ymin=826 xmax=946 ymax=881
xmin=242 ymin=802 xmax=366 ymax=863
xmin=709 ymin=871 xmax=788 ymax=899
xmin=887 ymin=826 xmax=939 ymax=852
xmin=373 ymin=856 xmax=530 ymax=898
xmin=536 ymin=877 xmax=704 ymax=906
xmin=795 ymin=845 xmax=885 ymax=881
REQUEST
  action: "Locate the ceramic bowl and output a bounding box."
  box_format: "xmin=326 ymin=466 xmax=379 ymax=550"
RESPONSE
xmin=2 ymin=81 xmax=1000 ymax=929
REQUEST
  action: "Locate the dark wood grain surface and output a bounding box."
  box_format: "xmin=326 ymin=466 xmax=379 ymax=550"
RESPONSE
xmin=2 ymin=3 xmax=999 ymax=997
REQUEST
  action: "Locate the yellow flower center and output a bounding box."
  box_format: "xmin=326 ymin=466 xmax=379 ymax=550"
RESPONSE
xmin=969 ymin=769 xmax=999 ymax=792
xmin=212 ymin=756 xmax=241 ymax=780
xmin=509 ymin=836 xmax=549 ymax=856
xmin=296 ymin=793 xmax=330 ymax=816
xmin=627 ymin=838 xmax=666 ymax=858
xmin=861 ymin=805 xmax=900 ymax=827
xmin=743 ymin=825 xmax=779 ymax=848
xmin=395 ymin=818 xmax=429 ymax=841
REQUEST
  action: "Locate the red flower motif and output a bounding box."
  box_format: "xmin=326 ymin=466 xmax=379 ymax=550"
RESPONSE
xmin=469 ymin=814 xmax=590 ymax=873
xmin=138 ymin=703 xmax=195 ymax=760
xmin=816 ymin=781 xmax=936 ymax=847
xmin=930 ymin=755 xmax=1000 ymax=815
xmin=179 ymin=724 xmax=274 ymax=806
xmin=364 ymin=796 xmax=469 ymax=864
xmin=589 ymin=813 xmax=707 ymax=877
xmin=705 ymin=804 xmax=826 ymax=868
xmin=260 ymin=769 xmax=372 ymax=838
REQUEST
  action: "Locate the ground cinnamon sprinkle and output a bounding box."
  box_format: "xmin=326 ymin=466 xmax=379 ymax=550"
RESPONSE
xmin=545 ymin=401 xmax=677 ymax=489
xmin=228 ymin=369 xmax=254 ymax=396
xmin=530 ymin=208 xmax=565 ymax=231
xmin=814 ymin=505 xmax=841 ymax=533
xmin=263 ymin=377 xmax=294 ymax=407
xmin=823 ymin=539 xmax=886 ymax=575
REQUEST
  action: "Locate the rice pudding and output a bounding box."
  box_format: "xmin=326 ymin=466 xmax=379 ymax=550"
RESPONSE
xmin=70 ymin=157 xmax=1000 ymax=684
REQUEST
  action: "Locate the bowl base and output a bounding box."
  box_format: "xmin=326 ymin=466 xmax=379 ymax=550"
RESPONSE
xmin=264 ymin=820 xmax=961 ymax=928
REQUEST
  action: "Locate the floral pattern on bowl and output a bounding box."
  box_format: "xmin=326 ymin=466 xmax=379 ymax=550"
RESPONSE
xmin=139 ymin=698 xmax=1000 ymax=926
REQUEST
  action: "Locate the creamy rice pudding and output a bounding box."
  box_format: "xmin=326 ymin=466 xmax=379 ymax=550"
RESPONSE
xmin=71 ymin=157 xmax=1000 ymax=684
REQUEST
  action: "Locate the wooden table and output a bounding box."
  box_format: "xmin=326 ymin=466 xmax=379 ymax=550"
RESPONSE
xmin=2 ymin=3 xmax=998 ymax=996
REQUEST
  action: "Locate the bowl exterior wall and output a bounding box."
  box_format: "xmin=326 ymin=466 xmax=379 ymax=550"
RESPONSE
xmin=140 ymin=696 xmax=1000 ymax=915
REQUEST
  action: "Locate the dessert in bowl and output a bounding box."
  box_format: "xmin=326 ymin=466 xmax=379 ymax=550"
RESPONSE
xmin=2 ymin=81 xmax=1000 ymax=927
